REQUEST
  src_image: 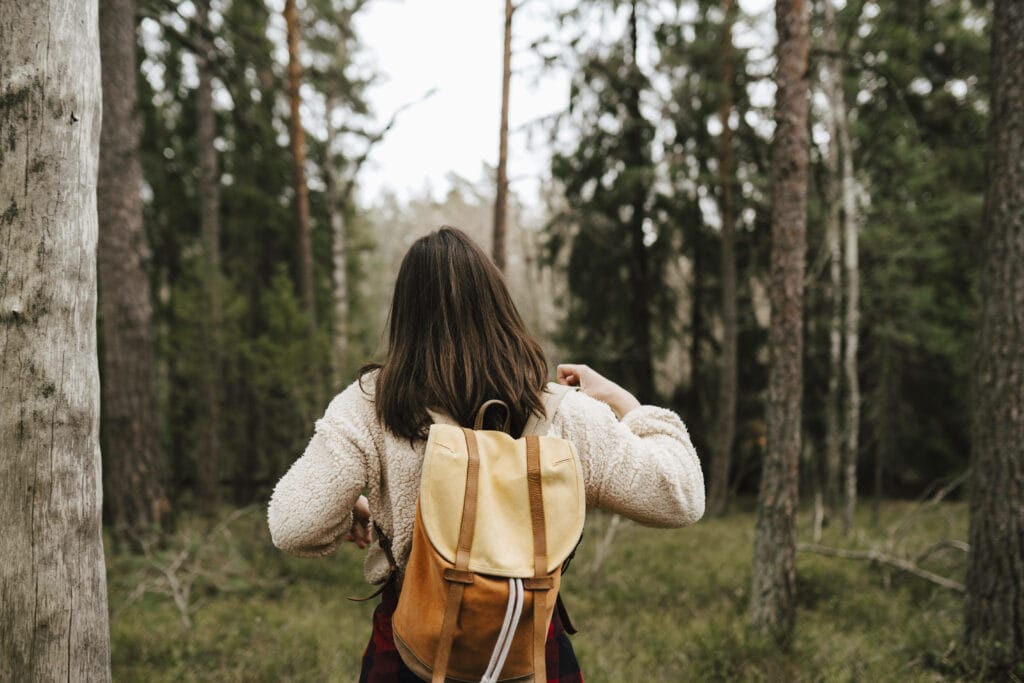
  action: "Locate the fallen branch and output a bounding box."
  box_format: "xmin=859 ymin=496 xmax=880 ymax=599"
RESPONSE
xmin=798 ymin=543 xmax=965 ymax=593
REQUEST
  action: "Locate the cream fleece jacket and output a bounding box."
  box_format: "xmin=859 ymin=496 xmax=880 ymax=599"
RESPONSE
xmin=267 ymin=372 xmax=705 ymax=584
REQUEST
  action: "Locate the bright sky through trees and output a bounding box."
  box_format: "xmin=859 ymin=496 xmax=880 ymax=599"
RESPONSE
xmin=354 ymin=0 xmax=773 ymax=206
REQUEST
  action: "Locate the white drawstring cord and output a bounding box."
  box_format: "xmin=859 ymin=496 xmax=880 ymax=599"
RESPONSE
xmin=485 ymin=579 xmax=524 ymax=682
xmin=481 ymin=578 xmax=518 ymax=682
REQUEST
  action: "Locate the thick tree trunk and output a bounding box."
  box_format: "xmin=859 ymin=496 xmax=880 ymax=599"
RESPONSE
xmin=97 ymin=0 xmax=169 ymax=542
xmin=326 ymin=95 xmax=349 ymax=388
xmin=0 ymin=1 xmax=111 ymax=678
xmin=195 ymin=0 xmax=221 ymax=510
xmin=709 ymin=0 xmax=737 ymax=517
xmin=964 ymin=0 xmax=1024 ymax=673
xmin=284 ymin=0 xmax=316 ymax=336
xmin=748 ymin=0 xmax=809 ymax=646
xmin=625 ymin=0 xmax=654 ymax=403
xmin=822 ymin=0 xmax=843 ymax=523
xmin=492 ymin=0 xmax=513 ymax=272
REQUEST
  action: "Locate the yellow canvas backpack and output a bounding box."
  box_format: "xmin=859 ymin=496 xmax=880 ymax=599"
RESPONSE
xmin=391 ymin=383 xmax=584 ymax=683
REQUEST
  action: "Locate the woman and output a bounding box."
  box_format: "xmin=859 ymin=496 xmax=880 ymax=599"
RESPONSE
xmin=267 ymin=226 xmax=705 ymax=681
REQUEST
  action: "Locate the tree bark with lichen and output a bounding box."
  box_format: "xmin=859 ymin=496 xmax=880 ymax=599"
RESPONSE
xmin=0 ymin=0 xmax=112 ymax=677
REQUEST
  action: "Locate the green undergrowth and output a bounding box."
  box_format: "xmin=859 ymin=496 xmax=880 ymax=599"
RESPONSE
xmin=107 ymin=499 xmax=978 ymax=682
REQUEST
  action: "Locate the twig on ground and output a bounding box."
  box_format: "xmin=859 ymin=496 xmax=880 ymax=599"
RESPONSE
xmin=113 ymin=506 xmax=264 ymax=629
xmin=914 ymin=539 xmax=969 ymax=565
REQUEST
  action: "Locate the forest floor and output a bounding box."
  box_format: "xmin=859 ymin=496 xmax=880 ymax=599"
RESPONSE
xmin=107 ymin=497 xmax=977 ymax=682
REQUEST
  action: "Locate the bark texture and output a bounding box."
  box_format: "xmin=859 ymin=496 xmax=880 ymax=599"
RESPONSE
xmin=0 ymin=1 xmax=111 ymax=678
xmin=492 ymin=0 xmax=513 ymax=272
xmin=284 ymin=0 xmax=315 ymax=335
xmin=195 ymin=0 xmax=221 ymax=508
xmin=97 ymin=0 xmax=168 ymax=541
xmin=708 ymin=0 xmax=737 ymax=517
xmin=964 ymin=0 xmax=1024 ymax=673
xmin=748 ymin=0 xmax=809 ymax=646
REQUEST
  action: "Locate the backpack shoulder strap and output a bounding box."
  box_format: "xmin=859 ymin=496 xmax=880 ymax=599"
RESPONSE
xmin=523 ymin=382 xmax=574 ymax=437
xmin=426 ymin=408 xmax=458 ymax=426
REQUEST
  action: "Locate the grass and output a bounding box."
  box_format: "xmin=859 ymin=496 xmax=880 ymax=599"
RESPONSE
xmin=107 ymin=498 xmax=979 ymax=682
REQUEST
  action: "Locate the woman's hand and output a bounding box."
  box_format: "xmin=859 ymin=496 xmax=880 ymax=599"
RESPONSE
xmin=344 ymin=495 xmax=371 ymax=549
xmin=556 ymin=363 xmax=641 ymax=419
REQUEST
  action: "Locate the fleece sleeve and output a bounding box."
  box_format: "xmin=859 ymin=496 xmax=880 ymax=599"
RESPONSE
xmin=554 ymin=389 xmax=705 ymax=528
xmin=267 ymin=378 xmax=380 ymax=557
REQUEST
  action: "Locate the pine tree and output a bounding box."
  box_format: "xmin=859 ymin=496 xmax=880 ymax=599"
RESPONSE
xmin=708 ymin=0 xmax=739 ymax=517
xmin=97 ymin=0 xmax=170 ymax=542
xmin=285 ymin=0 xmax=316 ymax=337
xmin=548 ymin=1 xmax=661 ymax=402
xmin=493 ymin=0 xmax=514 ymax=272
xmin=748 ymin=0 xmax=809 ymax=646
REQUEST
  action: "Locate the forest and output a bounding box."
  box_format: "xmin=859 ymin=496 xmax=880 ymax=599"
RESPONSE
xmin=1 ymin=0 xmax=1021 ymax=681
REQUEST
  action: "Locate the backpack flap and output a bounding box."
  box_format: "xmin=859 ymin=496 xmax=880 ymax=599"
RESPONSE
xmin=420 ymin=424 xmax=585 ymax=577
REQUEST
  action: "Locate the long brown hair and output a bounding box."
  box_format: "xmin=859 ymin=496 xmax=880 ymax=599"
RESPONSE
xmin=364 ymin=226 xmax=548 ymax=439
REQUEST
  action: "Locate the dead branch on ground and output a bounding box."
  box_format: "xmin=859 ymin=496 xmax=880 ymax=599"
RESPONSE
xmin=798 ymin=543 xmax=965 ymax=593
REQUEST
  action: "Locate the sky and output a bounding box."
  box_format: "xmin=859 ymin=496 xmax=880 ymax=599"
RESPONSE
xmin=352 ymin=0 xmax=570 ymax=207
xmin=352 ymin=0 xmax=775 ymax=209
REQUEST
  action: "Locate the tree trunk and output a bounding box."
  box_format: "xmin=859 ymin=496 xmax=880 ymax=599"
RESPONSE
xmin=326 ymin=94 xmax=349 ymax=389
xmin=284 ymin=0 xmax=316 ymax=336
xmin=492 ymin=0 xmax=513 ymax=272
xmin=839 ymin=57 xmax=860 ymax=535
xmin=964 ymin=0 xmax=1024 ymax=673
xmin=872 ymin=356 xmax=887 ymax=525
xmin=822 ymin=0 xmax=843 ymax=524
xmin=625 ymin=0 xmax=654 ymax=403
xmin=195 ymin=0 xmax=221 ymax=511
xmin=689 ymin=200 xmax=704 ymax=427
xmin=748 ymin=0 xmax=809 ymax=647
xmin=0 ymin=1 xmax=111 ymax=678
xmin=709 ymin=0 xmax=737 ymax=517
xmin=97 ymin=0 xmax=169 ymax=543
xmin=835 ymin=87 xmax=860 ymax=532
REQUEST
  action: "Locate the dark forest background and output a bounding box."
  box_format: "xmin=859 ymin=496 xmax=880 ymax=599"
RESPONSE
xmin=116 ymin=0 xmax=985 ymax=521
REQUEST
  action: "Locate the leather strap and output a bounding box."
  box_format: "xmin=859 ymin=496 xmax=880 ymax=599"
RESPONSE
xmin=525 ymin=434 xmax=548 ymax=681
xmin=474 ymin=399 xmax=511 ymax=432
xmin=525 ymin=436 xmax=548 ymax=574
xmin=556 ymin=594 xmax=577 ymax=635
xmin=347 ymin=523 xmax=399 ymax=602
xmin=455 ymin=429 xmax=481 ymax=569
xmin=432 ymin=428 xmax=482 ymax=682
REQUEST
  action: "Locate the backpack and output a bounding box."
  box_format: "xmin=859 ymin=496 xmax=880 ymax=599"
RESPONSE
xmin=391 ymin=383 xmax=583 ymax=683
